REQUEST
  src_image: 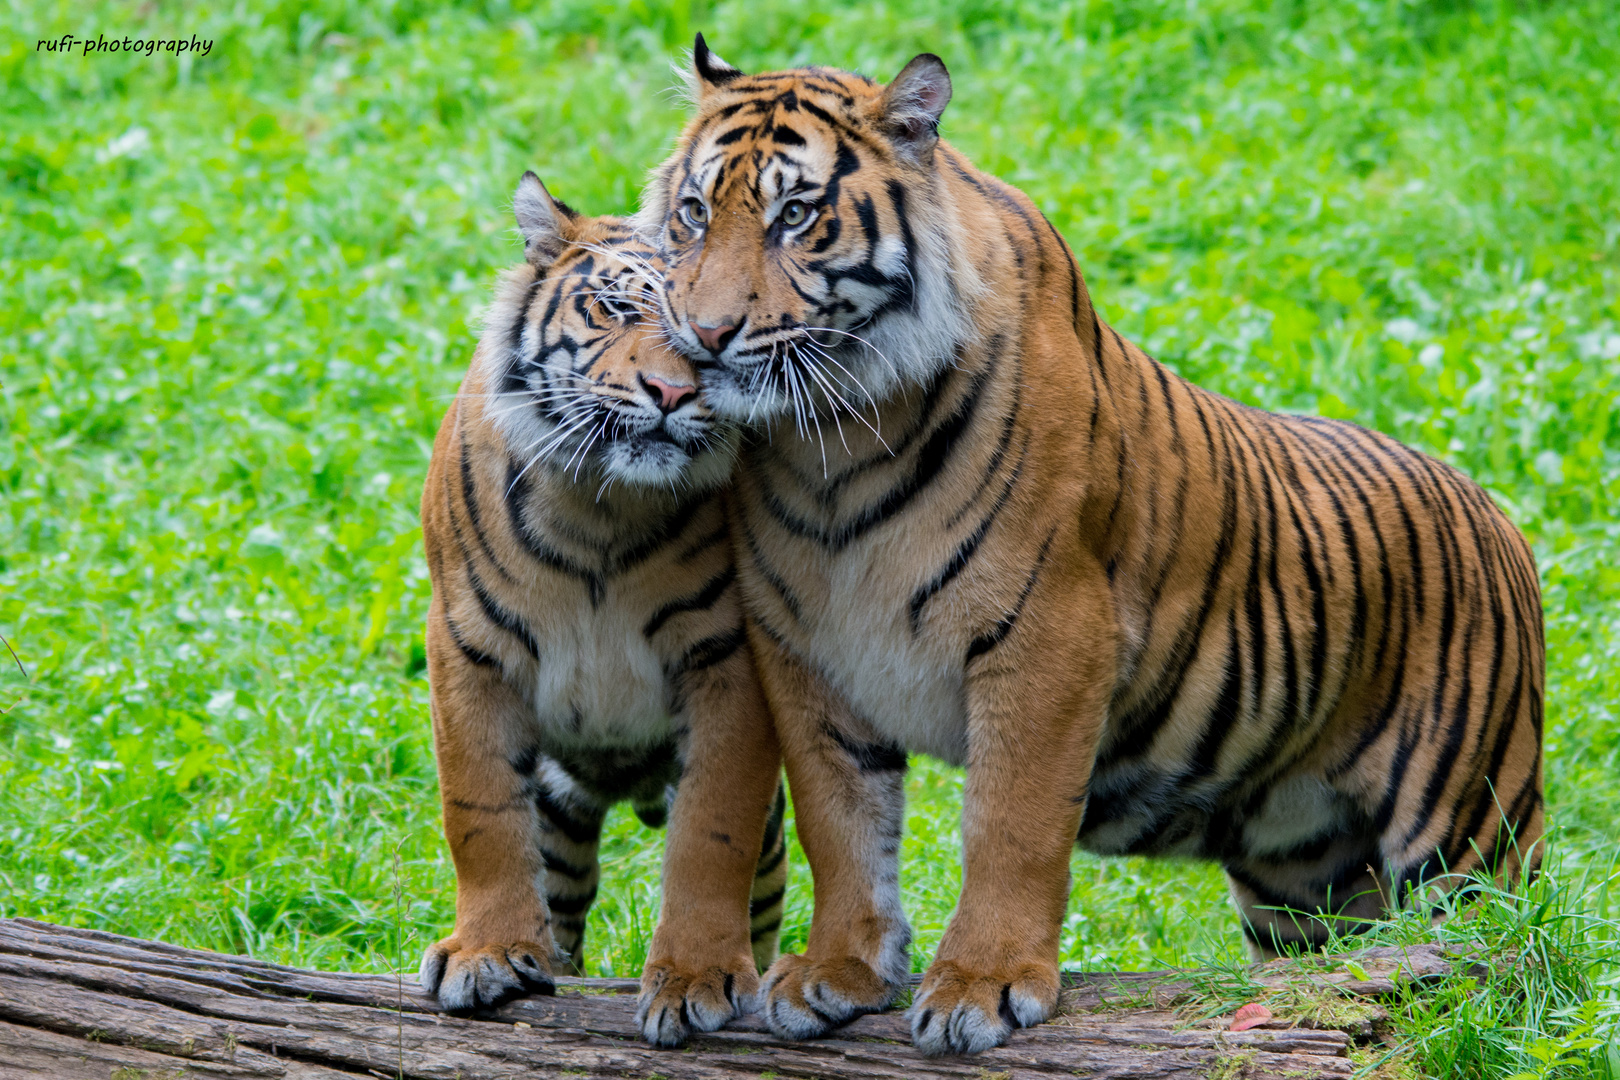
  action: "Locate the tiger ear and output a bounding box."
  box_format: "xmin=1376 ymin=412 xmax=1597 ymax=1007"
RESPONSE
xmin=691 ymin=33 xmax=743 ymax=97
xmin=513 ymin=171 xmax=577 ymax=270
xmin=876 ymin=53 xmax=952 ymax=162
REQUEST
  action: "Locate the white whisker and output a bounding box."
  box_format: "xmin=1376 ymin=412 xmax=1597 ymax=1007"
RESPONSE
xmin=802 ymin=325 xmax=899 ymax=378
xmin=795 ymin=337 xmax=887 ymax=448
xmin=792 ymin=343 xmax=852 ymax=457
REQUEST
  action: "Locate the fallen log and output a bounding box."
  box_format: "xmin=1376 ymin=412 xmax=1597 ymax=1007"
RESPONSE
xmin=0 ymin=918 xmax=1463 ymax=1079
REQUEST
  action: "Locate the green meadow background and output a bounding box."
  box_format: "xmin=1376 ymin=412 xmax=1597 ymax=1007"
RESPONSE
xmin=3 ymin=0 xmax=1617 ymax=1073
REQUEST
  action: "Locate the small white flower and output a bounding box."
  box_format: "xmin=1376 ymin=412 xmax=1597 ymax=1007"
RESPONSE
xmin=1384 ymin=318 xmax=1422 ymax=345
xmin=100 ymin=126 xmax=150 ymax=161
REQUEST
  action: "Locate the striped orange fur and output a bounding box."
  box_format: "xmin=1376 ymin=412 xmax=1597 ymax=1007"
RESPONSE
xmin=638 ymin=39 xmax=1545 ymax=1055
xmin=418 ymin=173 xmax=785 ymax=1046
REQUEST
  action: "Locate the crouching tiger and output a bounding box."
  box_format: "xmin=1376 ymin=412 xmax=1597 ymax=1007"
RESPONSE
xmin=640 ymin=40 xmax=1545 ymax=1055
xmin=418 ymin=172 xmax=786 ymax=1046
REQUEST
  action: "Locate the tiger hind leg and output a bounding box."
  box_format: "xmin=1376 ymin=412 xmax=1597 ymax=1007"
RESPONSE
xmin=533 ymin=760 xmax=609 ymax=976
xmin=749 ymin=782 xmax=789 ymax=972
xmin=1224 ymin=841 xmax=1391 ymax=961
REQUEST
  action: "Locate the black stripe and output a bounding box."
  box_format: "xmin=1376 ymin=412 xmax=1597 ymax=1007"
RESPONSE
xmin=507 ymin=276 xmax=545 ymax=364
xmin=771 ymin=124 xmax=807 ymax=147
xmin=453 ymin=426 xmax=517 ymax=583
xmin=671 ymin=626 xmax=747 ymax=677
xmin=1185 ymin=612 xmax=1245 ymax=779
xmin=534 ymin=788 xmax=603 ymax=846
xmin=443 ymin=610 xmax=500 ymax=669
xmin=678 ymin=522 xmax=730 ymax=563
xmin=606 ymin=496 xmax=705 ymax=578
xmin=797 ymin=97 xmax=881 ymax=154
xmin=1371 ymin=702 xmax=1425 ymax=838
xmin=1288 ymin=424 xmax=1370 ymax=694
xmin=759 ymin=786 xmax=786 ymax=857
xmin=1225 ymin=862 xmax=1304 ymax=912
xmin=541 ymin=850 xmax=595 ymax=881
xmin=883 ymin=179 xmax=919 ymax=313
xmin=754 ymin=843 xmax=787 ymax=879
xmin=826 ymin=724 xmax=907 ymax=771
xmin=943 ymin=382 xmax=1024 ymax=531
xmin=749 ymin=888 xmax=786 ymax=917
xmin=1402 ymin=487 xmax=1475 ymax=851
xmin=1250 ymin=414 xmax=1303 ymax=734
xmin=644 ymin=566 xmax=736 ymax=637
xmin=740 ymin=512 xmax=804 ymax=623
xmin=1096 ymin=397 xmax=1241 ymax=768
xmin=966 ymin=528 xmax=1056 ymax=663
xmin=503 ymin=460 xmax=606 ymax=602
xmin=762 ymin=343 xmax=996 ymax=550
xmin=908 ymin=449 xmax=1026 ymax=633
xmin=1442 ymin=504 xmax=1514 ymax=861
xmin=546 ymin=887 xmax=598 ymax=916
xmin=1036 ymin=210 xmax=1083 ymax=333
xmin=467 ymin=566 xmax=542 ymax=660
xmin=1254 ymin=427 xmax=1329 ymax=724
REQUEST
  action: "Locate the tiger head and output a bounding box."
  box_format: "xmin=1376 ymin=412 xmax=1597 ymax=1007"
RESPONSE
xmin=485 ymin=172 xmax=736 ymax=494
xmin=638 ymin=38 xmax=979 ymax=426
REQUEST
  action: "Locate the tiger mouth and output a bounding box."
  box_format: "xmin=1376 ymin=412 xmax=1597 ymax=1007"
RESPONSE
xmin=607 ymin=410 xmax=714 ymax=457
xmin=628 ymin=426 xmax=681 ymax=448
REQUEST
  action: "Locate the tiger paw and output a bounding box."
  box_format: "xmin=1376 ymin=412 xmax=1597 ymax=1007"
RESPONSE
xmin=759 ymin=952 xmax=902 ymax=1039
xmin=909 ymin=958 xmax=1058 ymax=1055
xmin=636 ymin=955 xmax=758 ymax=1047
xmin=418 ymin=936 xmax=557 ymax=1013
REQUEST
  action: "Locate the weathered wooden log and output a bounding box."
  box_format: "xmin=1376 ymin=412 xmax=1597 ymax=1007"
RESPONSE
xmin=0 ymin=918 xmax=1461 ymax=1078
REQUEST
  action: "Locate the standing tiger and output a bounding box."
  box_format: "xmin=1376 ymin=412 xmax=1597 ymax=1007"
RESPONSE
xmin=637 ymin=38 xmax=1545 ymax=1055
xmin=418 ymin=172 xmax=786 ymax=1047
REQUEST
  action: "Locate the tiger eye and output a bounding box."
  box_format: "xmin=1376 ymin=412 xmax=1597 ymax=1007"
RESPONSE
xmin=683 ymin=198 xmax=709 ymax=225
xmin=780 ymin=200 xmax=808 ymax=226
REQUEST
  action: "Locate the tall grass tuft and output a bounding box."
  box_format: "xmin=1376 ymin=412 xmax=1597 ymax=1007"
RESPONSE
xmin=1194 ymin=836 xmax=1620 ymax=1079
xmin=1368 ymin=842 xmax=1620 ymax=1080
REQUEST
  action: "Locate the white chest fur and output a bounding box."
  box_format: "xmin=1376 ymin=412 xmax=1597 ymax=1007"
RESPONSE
xmin=523 ymin=586 xmax=675 ymax=749
xmin=799 ymin=548 xmax=970 ymax=765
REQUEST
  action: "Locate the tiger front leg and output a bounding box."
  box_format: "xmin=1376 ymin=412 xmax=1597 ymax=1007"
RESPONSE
xmin=418 ymin=603 xmax=561 ymax=1012
xmin=911 ymin=551 xmax=1116 ymax=1056
xmin=638 ymin=639 xmax=784 ymax=1047
xmin=750 ymin=630 xmax=913 ymax=1041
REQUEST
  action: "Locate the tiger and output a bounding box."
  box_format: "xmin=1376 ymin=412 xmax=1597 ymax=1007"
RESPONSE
xmin=417 ymin=171 xmax=787 ymax=1048
xmin=635 ymin=37 xmax=1546 ymax=1056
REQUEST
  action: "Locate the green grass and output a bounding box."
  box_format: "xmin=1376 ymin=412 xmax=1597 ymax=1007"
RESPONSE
xmin=2 ymin=0 xmax=1617 ymax=1074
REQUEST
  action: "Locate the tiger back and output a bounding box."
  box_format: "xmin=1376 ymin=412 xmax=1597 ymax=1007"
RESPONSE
xmin=418 ymin=173 xmax=786 ymax=1048
xmin=638 ymin=40 xmax=1544 ymax=1056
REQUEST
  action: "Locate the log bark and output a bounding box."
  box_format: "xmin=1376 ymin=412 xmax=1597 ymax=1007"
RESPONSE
xmin=0 ymin=918 xmax=1460 ymax=1079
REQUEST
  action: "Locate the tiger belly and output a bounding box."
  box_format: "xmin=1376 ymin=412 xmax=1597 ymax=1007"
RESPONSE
xmin=1078 ymin=758 xmax=1359 ymax=861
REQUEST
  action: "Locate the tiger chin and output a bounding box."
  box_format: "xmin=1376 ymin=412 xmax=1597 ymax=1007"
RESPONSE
xmin=417 ymin=171 xmax=787 ymax=1049
xmin=640 ymin=37 xmax=1545 ymax=1056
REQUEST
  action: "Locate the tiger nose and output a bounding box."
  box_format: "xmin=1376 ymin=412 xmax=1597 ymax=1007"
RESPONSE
xmin=640 ymin=374 xmax=698 ymax=414
xmin=691 ymin=320 xmax=740 ymax=355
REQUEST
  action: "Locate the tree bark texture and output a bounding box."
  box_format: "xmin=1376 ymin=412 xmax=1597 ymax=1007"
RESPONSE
xmin=0 ymin=918 xmax=1467 ymax=1079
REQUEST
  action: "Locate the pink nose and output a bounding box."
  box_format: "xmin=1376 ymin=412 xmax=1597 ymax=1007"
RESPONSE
xmin=691 ymin=321 xmax=739 ymax=354
xmin=640 ymin=375 xmax=698 ymax=413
